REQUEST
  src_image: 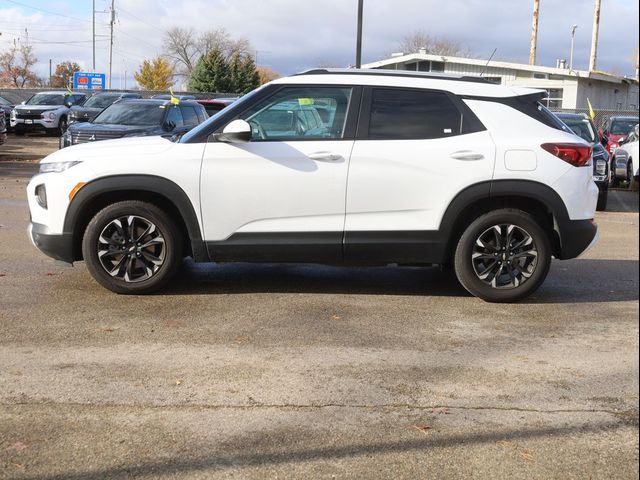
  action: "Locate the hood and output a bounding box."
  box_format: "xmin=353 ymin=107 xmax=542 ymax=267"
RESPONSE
xmin=69 ymin=106 xmax=103 ymax=117
xmin=42 ymin=135 xmax=175 ymax=164
xmin=68 ymin=122 xmax=164 ymax=135
xmin=14 ymin=104 xmax=61 ymax=113
xmin=607 ymin=133 xmax=627 ymax=143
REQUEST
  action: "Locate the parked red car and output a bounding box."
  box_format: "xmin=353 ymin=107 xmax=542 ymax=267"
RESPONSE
xmin=196 ymin=98 xmax=237 ymax=117
xmin=599 ymin=115 xmax=640 ymax=155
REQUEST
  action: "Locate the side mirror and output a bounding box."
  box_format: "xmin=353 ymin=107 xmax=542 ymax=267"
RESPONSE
xmin=214 ymin=119 xmax=251 ymax=143
xmin=20 ymin=101 xmax=26 ymax=105
xmin=65 ymin=101 xmax=73 ymax=108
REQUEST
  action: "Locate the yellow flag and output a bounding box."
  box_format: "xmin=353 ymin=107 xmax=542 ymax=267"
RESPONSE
xmin=587 ymin=97 xmax=596 ymax=120
xmin=169 ymin=88 xmax=180 ymax=105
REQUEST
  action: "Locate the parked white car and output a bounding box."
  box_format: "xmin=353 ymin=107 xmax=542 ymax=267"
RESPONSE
xmin=611 ymin=124 xmax=639 ymax=190
xmin=26 ymin=69 xmax=598 ymax=302
xmin=11 ymin=91 xmax=88 ymax=135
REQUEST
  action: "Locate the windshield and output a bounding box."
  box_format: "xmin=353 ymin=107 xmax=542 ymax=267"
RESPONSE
xmin=610 ymin=119 xmax=639 ymax=135
xmin=0 ymin=96 xmax=11 ymax=106
xmin=181 ymin=87 xmax=265 ymax=143
xmin=94 ymin=103 xmax=166 ymax=126
xmin=83 ymin=94 xmax=120 ymax=109
xmin=559 ymin=117 xmax=597 ymax=143
xmin=26 ymin=93 xmax=66 ymax=106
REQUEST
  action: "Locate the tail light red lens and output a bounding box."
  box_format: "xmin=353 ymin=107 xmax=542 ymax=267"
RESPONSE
xmin=541 ymin=143 xmax=592 ymax=167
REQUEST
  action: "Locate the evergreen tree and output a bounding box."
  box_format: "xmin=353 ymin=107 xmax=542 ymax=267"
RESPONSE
xmin=187 ymin=47 xmax=230 ymax=93
xmin=237 ymin=55 xmax=260 ymax=93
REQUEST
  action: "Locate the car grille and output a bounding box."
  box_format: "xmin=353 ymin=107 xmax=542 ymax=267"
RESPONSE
xmin=16 ymin=113 xmax=43 ymax=120
xmin=72 ymin=131 xmax=125 ymax=145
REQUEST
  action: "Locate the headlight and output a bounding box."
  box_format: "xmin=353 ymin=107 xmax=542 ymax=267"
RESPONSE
xmin=48 ymin=112 xmax=57 ymax=119
xmin=39 ymin=161 xmax=82 ymax=173
xmin=595 ymin=159 xmax=607 ymax=175
xmin=10 ymin=110 xmax=16 ymax=119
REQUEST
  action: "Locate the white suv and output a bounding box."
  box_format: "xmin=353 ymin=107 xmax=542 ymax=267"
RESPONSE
xmin=11 ymin=91 xmax=87 ymax=135
xmin=26 ymin=69 xmax=599 ymax=302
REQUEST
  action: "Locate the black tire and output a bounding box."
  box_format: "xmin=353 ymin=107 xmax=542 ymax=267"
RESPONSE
xmin=14 ymin=130 xmax=24 ymax=136
xmin=628 ymin=162 xmax=638 ymax=192
xmin=56 ymin=116 xmax=68 ymax=136
xmin=82 ymin=201 xmax=182 ymax=294
xmin=596 ymin=190 xmax=608 ymax=211
xmin=453 ymin=209 xmax=552 ymax=303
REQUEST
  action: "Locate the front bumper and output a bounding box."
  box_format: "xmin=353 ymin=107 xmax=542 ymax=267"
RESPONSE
xmin=12 ymin=118 xmax=57 ymax=132
xmin=556 ymin=219 xmax=598 ymax=260
xmin=28 ymin=222 xmax=74 ymax=263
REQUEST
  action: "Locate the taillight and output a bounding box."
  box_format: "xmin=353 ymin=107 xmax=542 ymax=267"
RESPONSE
xmin=541 ymin=143 xmax=592 ymax=167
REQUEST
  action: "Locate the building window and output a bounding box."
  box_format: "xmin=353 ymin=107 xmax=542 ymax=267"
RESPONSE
xmin=541 ymin=88 xmax=563 ymax=108
xmin=404 ymin=60 xmax=445 ymax=73
xmin=430 ymin=61 xmax=445 ymax=72
xmin=533 ymin=73 xmax=548 ymax=79
xmin=484 ymin=77 xmax=502 ymax=85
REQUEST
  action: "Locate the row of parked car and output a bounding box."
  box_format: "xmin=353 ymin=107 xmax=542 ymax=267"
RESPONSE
xmin=0 ymin=90 xmax=237 ymax=146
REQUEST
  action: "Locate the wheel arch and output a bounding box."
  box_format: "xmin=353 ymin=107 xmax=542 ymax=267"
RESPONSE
xmin=64 ymin=175 xmax=208 ymax=262
xmin=439 ymin=180 xmax=570 ymax=262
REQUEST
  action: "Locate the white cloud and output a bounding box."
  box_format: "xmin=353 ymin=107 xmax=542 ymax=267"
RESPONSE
xmin=1 ymin=0 xmax=638 ymax=89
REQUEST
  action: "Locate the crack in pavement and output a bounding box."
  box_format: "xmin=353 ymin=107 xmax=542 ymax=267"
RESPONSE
xmin=1 ymin=400 xmax=637 ymax=417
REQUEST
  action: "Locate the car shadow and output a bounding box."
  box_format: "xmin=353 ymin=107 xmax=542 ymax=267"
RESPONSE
xmin=161 ymin=258 xmax=638 ymax=304
xmin=605 ymin=190 xmax=639 ymax=213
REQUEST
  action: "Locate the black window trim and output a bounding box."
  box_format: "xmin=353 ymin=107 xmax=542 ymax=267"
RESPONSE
xmin=184 ymin=84 xmax=362 ymax=143
xmin=356 ymin=86 xmax=486 ymax=141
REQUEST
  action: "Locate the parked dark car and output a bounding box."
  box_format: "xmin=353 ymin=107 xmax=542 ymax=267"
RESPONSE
xmin=151 ymin=94 xmax=196 ymax=101
xmin=0 ymin=96 xmax=14 ymax=132
xmin=68 ymin=91 xmax=142 ymax=125
xmin=556 ymin=112 xmax=610 ymax=211
xmin=0 ymin=110 xmax=7 ymax=144
xmin=196 ymin=98 xmax=236 ymax=116
xmin=599 ymin=115 xmax=640 ymax=155
xmin=60 ymin=99 xmax=208 ymax=148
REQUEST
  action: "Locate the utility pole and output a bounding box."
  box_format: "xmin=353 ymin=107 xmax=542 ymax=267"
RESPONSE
xmin=49 ymin=59 xmax=52 ymax=86
xmin=589 ymin=0 xmax=601 ymax=71
xmin=108 ymin=0 xmax=115 ymax=89
xmin=92 ymin=0 xmax=96 ymax=72
xmin=355 ymin=0 xmax=363 ymax=68
xmin=569 ymin=24 xmax=577 ymax=71
xmin=529 ymin=0 xmax=540 ymax=65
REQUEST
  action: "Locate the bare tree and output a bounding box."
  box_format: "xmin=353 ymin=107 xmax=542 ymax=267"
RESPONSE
xmin=163 ymin=27 xmax=253 ymax=81
xmin=396 ymin=30 xmax=473 ymax=57
xmin=0 ymin=43 xmax=39 ymax=88
xmin=163 ymin=27 xmax=199 ymax=79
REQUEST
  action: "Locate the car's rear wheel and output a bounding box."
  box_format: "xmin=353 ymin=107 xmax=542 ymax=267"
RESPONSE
xmin=82 ymin=201 xmax=182 ymax=294
xmin=596 ymin=190 xmax=608 ymax=211
xmin=628 ymin=161 xmax=638 ymax=191
xmin=454 ymin=209 xmax=551 ymax=303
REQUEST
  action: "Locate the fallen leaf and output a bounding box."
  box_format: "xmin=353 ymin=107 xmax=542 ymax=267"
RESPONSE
xmin=234 ymin=336 xmax=250 ymax=344
xmin=520 ymin=451 xmax=535 ymax=462
xmin=175 ymin=380 xmax=182 ymax=385
xmin=99 ymin=327 xmax=119 ymax=333
xmin=411 ymin=424 xmax=432 ymax=434
xmin=331 ymin=315 xmax=341 ymax=320
xmin=431 ymin=407 xmax=451 ymax=414
xmin=45 ymin=272 xmax=57 ymax=276
xmin=5 ymin=442 xmax=27 ymax=452
xmin=0 ymin=273 xmax=6 ymax=277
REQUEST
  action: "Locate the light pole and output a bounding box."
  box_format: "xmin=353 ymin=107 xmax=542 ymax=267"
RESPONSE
xmin=355 ymin=0 xmax=363 ymax=68
xmin=569 ymin=24 xmax=578 ymax=71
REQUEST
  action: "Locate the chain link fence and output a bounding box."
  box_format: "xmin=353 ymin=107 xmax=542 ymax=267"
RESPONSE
xmin=551 ymin=108 xmax=639 ymax=130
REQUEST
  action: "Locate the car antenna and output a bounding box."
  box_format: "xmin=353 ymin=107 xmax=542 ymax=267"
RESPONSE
xmin=480 ymin=48 xmax=498 ymax=77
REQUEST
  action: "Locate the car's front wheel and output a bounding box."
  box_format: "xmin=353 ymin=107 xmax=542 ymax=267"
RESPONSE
xmin=82 ymin=201 xmax=182 ymax=294
xmin=454 ymin=209 xmax=552 ymax=303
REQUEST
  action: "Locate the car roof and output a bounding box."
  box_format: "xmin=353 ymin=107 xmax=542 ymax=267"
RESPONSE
xmin=274 ymin=68 xmax=544 ymax=98
xmin=118 ymin=98 xmax=203 ymax=107
xmin=555 ymin=112 xmax=589 ymax=120
xmin=197 ymin=98 xmax=235 ymax=105
xmin=34 ymin=91 xmax=87 ymax=95
xmin=610 ymin=116 xmax=639 ymax=121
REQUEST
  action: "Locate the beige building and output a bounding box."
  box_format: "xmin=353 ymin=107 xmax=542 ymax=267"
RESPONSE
xmin=362 ymin=52 xmax=639 ymax=111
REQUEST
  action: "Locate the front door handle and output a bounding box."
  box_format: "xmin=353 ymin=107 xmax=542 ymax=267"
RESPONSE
xmin=450 ymin=151 xmax=485 ymax=161
xmin=308 ymin=151 xmax=342 ymax=162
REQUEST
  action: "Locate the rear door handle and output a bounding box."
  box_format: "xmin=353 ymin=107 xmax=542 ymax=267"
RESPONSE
xmin=450 ymin=151 xmax=485 ymax=161
xmin=308 ymin=151 xmax=342 ymax=162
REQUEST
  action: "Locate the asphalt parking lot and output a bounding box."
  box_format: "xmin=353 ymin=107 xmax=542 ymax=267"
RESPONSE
xmin=0 ymin=145 xmax=638 ymax=478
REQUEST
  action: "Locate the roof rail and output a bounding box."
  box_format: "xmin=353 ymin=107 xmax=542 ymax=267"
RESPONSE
xmin=294 ymin=68 xmax=490 ymax=84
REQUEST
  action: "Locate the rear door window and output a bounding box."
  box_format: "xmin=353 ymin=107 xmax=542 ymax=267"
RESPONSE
xmin=165 ymin=105 xmax=184 ymax=128
xmin=180 ymin=106 xmax=200 ymax=126
xmin=368 ymin=89 xmax=464 ymax=140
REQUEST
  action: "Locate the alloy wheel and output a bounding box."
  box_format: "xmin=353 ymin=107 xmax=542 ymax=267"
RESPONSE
xmin=97 ymin=215 xmax=166 ymax=283
xmin=471 ymin=224 xmax=538 ymax=289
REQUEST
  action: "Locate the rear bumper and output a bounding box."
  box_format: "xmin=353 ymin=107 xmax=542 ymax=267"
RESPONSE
xmin=556 ymin=219 xmax=598 ymax=260
xmin=28 ymin=222 xmax=74 ymax=263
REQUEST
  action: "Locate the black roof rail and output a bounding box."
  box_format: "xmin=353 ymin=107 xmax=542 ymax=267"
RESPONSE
xmin=294 ymin=68 xmax=491 ymax=84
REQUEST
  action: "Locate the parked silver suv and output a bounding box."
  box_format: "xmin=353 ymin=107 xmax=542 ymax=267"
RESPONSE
xmin=11 ymin=91 xmax=88 ymax=136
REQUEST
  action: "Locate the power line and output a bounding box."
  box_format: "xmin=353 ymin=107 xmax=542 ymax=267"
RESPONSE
xmin=3 ymin=0 xmax=91 ymax=23
xmin=117 ymin=6 xmax=162 ymax=32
